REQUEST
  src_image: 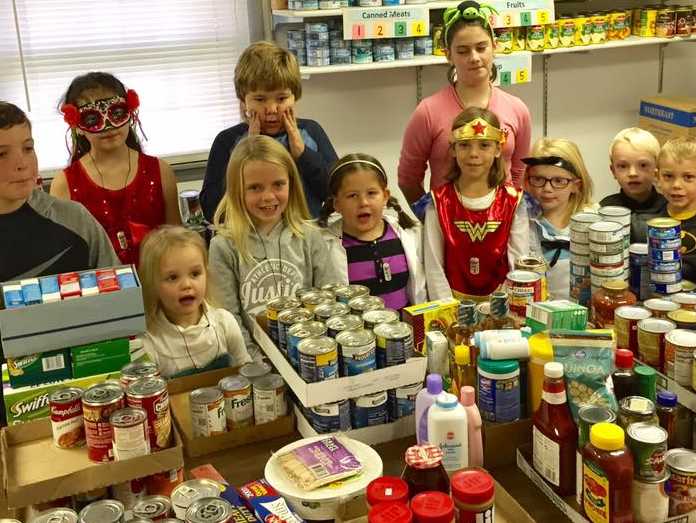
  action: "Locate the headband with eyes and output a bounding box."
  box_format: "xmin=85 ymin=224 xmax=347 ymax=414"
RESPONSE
xmin=443 ymin=1 xmax=498 ymax=45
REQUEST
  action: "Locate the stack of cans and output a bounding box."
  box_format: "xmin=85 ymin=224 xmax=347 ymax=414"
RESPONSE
xmin=305 ymin=22 xmax=330 ymax=67
xmin=373 ymin=40 xmax=396 ymax=62
xmin=329 ymin=30 xmax=351 ymax=64
xmin=287 ymin=29 xmax=306 ymax=66
xmin=352 ymin=39 xmax=373 ymax=64
xmin=647 ymin=217 xmax=683 ymax=296
xmin=289 ymin=0 xmax=317 ymax=8
xmin=395 ymin=38 xmax=415 ymax=60
xmin=588 ymin=220 xmax=628 ymax=297
xmin=414 ymin=36 xmax=433 ymax=55
xmin=598 ymin=205 xmax=631 ymax=274
xmin=569 ymin=211 xmax=602 ymax=306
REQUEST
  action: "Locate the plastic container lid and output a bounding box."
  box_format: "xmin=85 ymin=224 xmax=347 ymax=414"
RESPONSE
xmin=602 ymin=280 xmax=628 ymax=291
xmin=454 ymin=345 xmax=470 ymax=366
xmin=426 ymin=374 xmax=443 ymax=395
xmin=460 ymin=386 xmax=475 ymax=407
xmin=590 ymin=422 xmax=625 ymax=451
xmin=404 ymin=444 xmax=443 ymax=469
xmin=368 ymin=502 xmax=412 ymax=523
xmin=657 ymin=390 xmax=678 ymax=408
xmin=477 ymin=358 xmax=519 ymax=375
xmin=451 ymin=469 xmax=495 ymax=505
xmin=635 ymin=365 xmax=657 ymax=380
xmin=544 ymin=362 xmax=564 ymax=379
xmin=615 ymin=349 xmax=633 ymax=369
xmin=629 ymin=243 xmax=648 ymax=255
xmin=366 ymin=476 xmax=409 ymax=507
xmin=435 ymin=392 xmax=459 ymax=409
xmin=410 ymin=492 xmax=454 ymax=523
xmin=529 ymin=333 xmax=553 ymax=362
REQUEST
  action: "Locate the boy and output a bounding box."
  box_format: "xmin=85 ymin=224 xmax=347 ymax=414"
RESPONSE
xmin=600 ymin=127 xmax=666 ymax=243
xmin=200 ymin=41 xmax=337 ymax=220
xmin=658 ymin=137 xmax=696 ymax=282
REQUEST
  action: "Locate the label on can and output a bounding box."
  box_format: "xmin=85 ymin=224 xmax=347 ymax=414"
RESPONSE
xmin=50 ymin=388 xmax=85 ymax=449
xmin=351 ymin=391 xmax=388 ymax=429
xmin=111 ymin=408 xmax=150 ymax=461
xmin=387 ymin=382 xmax=422 ymax=421
xmin=310 ymin=400 xmax=351 ymax=433
xmin=190 ymin=387 xmax=226 ymax=437
xmin=627 ymin=422 xmax=667 ymax=481
xmin=83 ymin=384 xmax=125 ymax=462
xmin=299 ymin=336 xmax=338 ymax=383
xmin=219 ymin=376 xmax=253 ymax=430
xmin=253 ymin=374 xmax=287 ymax=425
xmin=336 ymin=329 xmax=377 ymax=376
xmin=638 ymin=318 xmax=676 ymax=371
xmin=127 ymin=377 xmax=172 ymax=451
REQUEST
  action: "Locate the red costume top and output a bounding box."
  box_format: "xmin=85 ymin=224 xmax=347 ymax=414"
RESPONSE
xmin=64 ymin=153 xmax=166 ymax=265
xmin=433 ymin=182 xmax=521 ymax=298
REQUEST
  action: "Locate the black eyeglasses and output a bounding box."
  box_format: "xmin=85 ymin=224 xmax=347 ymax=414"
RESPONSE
xmin=527 ymin=175 xmax=576 ymax=189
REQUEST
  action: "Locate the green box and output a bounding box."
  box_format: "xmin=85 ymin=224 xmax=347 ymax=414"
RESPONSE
xmin=526 ymin=300 xmax=588 ymax=334
xmin=70 ymin=338 xmax=131 ymax=378
xmin=7 ymin=349 xmax=72 ymax=388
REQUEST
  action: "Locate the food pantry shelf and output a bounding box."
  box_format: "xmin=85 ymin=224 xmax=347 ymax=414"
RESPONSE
xmin=543 ymin=33 xmax=696 ymax=55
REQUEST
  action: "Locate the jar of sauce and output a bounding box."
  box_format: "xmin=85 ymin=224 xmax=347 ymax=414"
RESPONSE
xmin=591 ymin=280 xmax=637 ymax=328
xmin=617 ymin=396 xmax=658 ymax=430
xmin=366 ymin=476 xmax=410 ymax=507
xmin=401 ymin=445 xmax=450 ymax=498
xmin=450 ymin=468 xmax=495 ymax=523
xmin=410 ymin=491 xmax=454 ymax=523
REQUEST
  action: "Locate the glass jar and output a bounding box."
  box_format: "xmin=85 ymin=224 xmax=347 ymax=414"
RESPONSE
xmin=591 ymin=280 xmax=637 ymax=328
xmin=617 ymin=395 xmax=659 ymax=430
xmin=401 ymin=444 xmax=450 ymax=498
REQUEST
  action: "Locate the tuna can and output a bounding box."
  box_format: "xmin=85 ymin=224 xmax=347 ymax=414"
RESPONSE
xmin=218 ymin=375 xmax=253 ymax=429
xmin=287 ymin=320 xmax=327 ymax=370
xmin=266 ymin=297 xmax=301 ymax=345
xmin=504 ymin=270 xmax=543 ymax=318
xmin=651 ymin=271 xmax=683 ymax=284
xmin=590 ymin=262 xmax=624 ymax=279
xmin=650 ymin=282 xmax=683 ymax=295
xmin=589 ymin=221 xmax=624 ymax=244
xmin=630 ymin=243 xmax=650 ymax=300
xmin=578 ymin=405 xmax=617 ymax=449
xmin=171 ymin=479 xmax=223 ymax=519
xmin=664 ymin=329 xmax=696 ymax=386
xmin=570 ymin=262 xmax=590 ymax=277
xmin=672 ymin=292 xmax=696 ymax=311
xmin=599 ymin=205 xmax=631 ymax=226
xmin=185 ymin=497 xmax=234 ymax=523
xmin=295 ymin=286 xmax=319 ymax=301
xmin=351 ymin=40 xmax=373 ymax=64
xmin=301 ymin=290 xmax=335 ymax=312
xmin=334 ymin=284 xmax=370 ymax=304
xmin=396 ymin=38 xmax=415 ymax=60
xmin=645 ymin=298 xmax=681 ymax=319
xmin=373 ymin=321 xmax=414 ymax=368
xmin=590 ymin=251 xmax=624 ymax=265
xmin=31 ymin=508 xmax=78 ymax=523
xmin=298 ymin=336 xmax=339 ymax=382
xmin=351 ymin=391 xmax=389 ymax=428
xmin=570 ymin=229 xmax=589 ymax=244
xmin=666 ymin=448 xmax=696 ymax=517
xmin=570 ymin=242 xmax=590 ymax=256
xmin=648 ymin=218 xmax=681 ymax=239
xmin=49 ymin=387 xmax=85 ymax=449
xmin=362 ymin=308 xmax=399 ymax=330
xmin=349 ymin=295 xmax=385 ymax=316
xmin=326 ymin=313 xmax=363 ymax=338
xmin=132 ymin=495 xmax=171 ymax=520
xmin=277 ymin=307 xmax=313 ymax=357
xmin=126 ymin=376 xmax=172 ymax=451
xmin=571 ymin=211 xmax=602 ymax=231
xmin=78 ymin=499 xmax=125 ymax=523
xmin=627 ymin=422 xmax=668 ymax=481
xmin=110 ymin=407 xmax=150 ymax=460
xmin=335 ymin=328 xmax=377 ymax=376
xmin=387 ymin=382 xmax=422 ymax=421
xmin=310 ymin=400 xmax=351 ymax=433
xmin=650 ymin=237 xmax=682 ymax=251
xmin=615 ymin=306 xmax=651 ymax=356
xmin=313 ymin=301 xmax=350 ymax=322
xmin=589 ymin=240 xmax=624 ymax=255
xmin=650 ymin=260 xmax=682 ymax=273
xmin=414 ymin=36 xmax=432 ymax=55
xmin=120 ymin=361 xmax=160 ymax=390
xmin=189 ymin=387 xmax=226 ymax=437
xmin=373 ymin=40 xmax=396 ymax=62
xmin=82 ymin=383 xmax=125 ymax=462
xmin=632 ymin=474 xmax=670 ymax=523
xmin=638 ymin=318 xmax=677 ymax=372
xmin=668 ymin=309 xmax=696 ymax=330
xmin=253 ymin=373 xmax=287 ymax=424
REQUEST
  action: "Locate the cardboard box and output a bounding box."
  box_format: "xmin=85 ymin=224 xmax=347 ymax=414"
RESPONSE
xmin=253 ymin=321 xmax=427 ymax=408
xmin=0 ymin=265 xmax=146 ymax=358
xmin=639 ymin=96 xmax=696 ymax=144
xmin=484 ymin=418 xmax=533 ymax=469
xmin=403 ymin=298 xmax=459 ymax=355
xmin=7 ymin=349 xmax=72 ymax=388
xmin=168 ymin=367 xmax=295 ymax=458
xmin=70 ymin=338 xmax=131 ymax=378
xmin=1 ymin=418 xmax=184 ymax=508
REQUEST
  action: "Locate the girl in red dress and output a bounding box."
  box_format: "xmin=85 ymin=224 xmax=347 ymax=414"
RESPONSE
xmin=51 ymin=72 xmax=181 ymax=265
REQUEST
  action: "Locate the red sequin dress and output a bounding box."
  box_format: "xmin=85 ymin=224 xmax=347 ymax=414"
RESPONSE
xmin=63 ymin=153 xmax=166 ymax=265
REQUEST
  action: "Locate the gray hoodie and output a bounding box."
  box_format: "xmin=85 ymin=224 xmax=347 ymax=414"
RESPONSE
xmin=209 ymin=220 xmax=340 ymax=358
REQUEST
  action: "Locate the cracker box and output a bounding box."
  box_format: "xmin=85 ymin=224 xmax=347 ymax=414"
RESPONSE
xmin=403 ymin=298 xmax=459 ymax=355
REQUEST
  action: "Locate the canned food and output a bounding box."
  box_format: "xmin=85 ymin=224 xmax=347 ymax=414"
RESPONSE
xmin=494 ymin=27 xmax=513 ymax=53
xmin=171 ymin=479 xmax=223 ymax=519
xmin=656 ymin=7 xmax=676 ymax=38
xmin=127 ymin=376 xmax=172 ymax=451
xmin=650 ymin=260 xmax=682 ymax=273
xmin=664 ymin=329 xmax=696 ymax=386
xmin=295 ymin=286 xmax=319 ymax=300
xmin=590 ymin=262 xmax=624 ymax=278
xmin=570 ymin=229 xmax=589 ymax=244
xmin=648 ymin=218 xmax=681 ymax=239
xmin=253 ymin=373 xmax=287 ymax=424
xmin=120 ymin=361 xmax=160 ymax=390
xmin=82 ymin=383 xmax=125 ymax=462
xmin=301 ymin=290 xmax=335 ymax=312
xmin=512 ymin=26 xmax=525 ymax=51
xmin=387 ymin=382 xmax=422 ymax=421
xmin=615 ymin=306 xmax=651 ymax=356
xmin=618 ymin=396 xmax=659 ymax=430
xmin=627 ymin=422 xmax=668 ymax=481
xmin=266 ymin=296 xmax=301 ymax=345
xmin=351 ymin=391 xmax=389 ymax=429
xmin=526 ymin=24 xmax=545 ymax=51
xmin=78 ymin=499 xmax=125 ymax=523
xmin=589 ymin=240 xmax=624 ymax=255
xmin=310 ymin=400 xmax=351 ymax=433
xmin=575 ymin=13 xmax=593 ymax=45
xmin=362 ymin=308 xmax=399 ymax=331
xmin=110 ymin=407 xmax=149 ymax=460
xmin=649 ymin=237 xmax=682 ymax=250
xmin=571 ymin=212 xmax=602 ymax=231
xmin=590 ymin=252 xmax=624 ymax=265
xmin=185 ymin=497 xmax=234 ymax=523
xmin=298 ymin=336 xmax=339 ymax=382
xmin=132 ymin=495 xmax=171 ymax=520
xmin=373 ymin=322 xmax=414 ymax=368
xmin=238 ymin=361 xmax=271 ymax=383
xmin=632 ymin=474 xmax=670 ymax=523
xmin=608 ymin=10 xmax=627 ymax=40
xmin=570 ymin=262 xmax=590 ymax=277
xmin=504 ymin=270 xmax=543 ymax=318
xmin=110 ymin=478 xmax=146 ymax=511
xmin=545 ymin=21 xmax=560 ymax=49
xmin=638 ymin=7 xmax=658 ymax=37
xmin=651 ymin=271 xmax=683 ymax=284
xmin=287 ymin=320 xmax=327 ymax=369
xmin=676 ymin=6 xmax=693 ymax=37
xmin=672 ymin=292 xmax=696 ymax=311
xmin=326 ymin=313 xmax=363 ymax=339
xmin=189 ymin=387 xmax=226 ymax=437
xmin=630 ymin=244 xmax=650 ymax=300
xmin=313 ymin=301 xmax=350 ymax=322
xmin=348 ymin=295 xmax=385 ymax=316
xmin=31 ymin=509 xmax=79 ymax=523
xmin=570 ymin=242 xmax=590 ymax=256
xmin=638 ymin=318 xmax=677 ymax=371
xmin=277 ymin=307 xmax=313 ymax=357
xmin=578 ymin=405 xmax=616 ymax=449
xmin=668 ymin=309 xmax=696 ymax=329
xmin=645 ymin=298 xmax=681 ymax=319
xmin=336 ymin=328 xmax=377 ymax=376
xmin=49 ymin=387 xmax=85 ymax=449
xmin=666 ymin=448 xmax=696 ymax=517
xmin=334 ymin=284 xmax=370 ymax=304
xmin=558 ymin=17 xmax=575 ymax=47
xmin=591 ymin=12 xmax=608 ymax=44
xmin=589 ymin=221 xmax=624 ymax=243
xmin=218 ymin=375 xmax=253 ymax=430
xmin=651 ymin=248 xmax=681 ymax=262
xmin=599 ymin=205 xmax=631 ymax=226
xmin=144 ymin=468 xmax=184 ymax=498
xmin=651 ymin=282 xmax=683 ymax=295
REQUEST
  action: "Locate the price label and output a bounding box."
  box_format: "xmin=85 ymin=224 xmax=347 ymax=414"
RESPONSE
xmin=500 ymin=71 xmax=512 ymax=86
xmin=516 ymin=67 xmax=530 ymax=83
xmin=520 ymin=11 xmax=533 ymax=26
xmin=501 ymin=12 xmax=514 ymax=27
xmin=537 ymin=9 xmax=550 ymax=24
xmin=395 ymin=21 xmax=407 ymax=37
xmin=411 ymin=20 xmax=427 ymax=36
xmin=342 ymin=5 xmax=429 ymax=40
xmin=372 ymin=23 xmax=387 ymax=38
xmin=352 ymin=24 xmax=366 ymax=39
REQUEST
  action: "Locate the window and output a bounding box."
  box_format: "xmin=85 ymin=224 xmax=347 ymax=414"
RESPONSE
xmin=0 ymin=0 xmax=250 ymax=172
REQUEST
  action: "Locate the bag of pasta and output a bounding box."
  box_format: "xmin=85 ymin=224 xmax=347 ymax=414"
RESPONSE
xmin=550 ymin=330 xmax=617 ymax=423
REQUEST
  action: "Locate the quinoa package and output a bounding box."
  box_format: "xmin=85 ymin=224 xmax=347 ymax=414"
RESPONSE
xmin=550 ymin=330 xmax=617 ymax=423
xmin=277 ymin=436 xmax=363 ymax=491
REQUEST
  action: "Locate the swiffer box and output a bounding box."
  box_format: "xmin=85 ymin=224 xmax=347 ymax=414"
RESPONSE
xmin=639 ymin=96 xmax=696 ymax=144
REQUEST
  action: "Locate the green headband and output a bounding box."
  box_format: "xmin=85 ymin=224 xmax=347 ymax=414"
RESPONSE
xmin=443 ymin=1 xmax=498 ymax=45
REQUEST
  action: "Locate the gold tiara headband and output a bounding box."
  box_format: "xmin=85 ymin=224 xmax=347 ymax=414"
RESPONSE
xmin=329 ymin=160 xmax=387 ymax=181
xmin=452 ymin=117 xmax=506 ymax=144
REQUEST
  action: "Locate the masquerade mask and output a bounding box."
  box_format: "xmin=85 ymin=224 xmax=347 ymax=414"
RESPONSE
xmin=61 ymin=89 xmax=140 ymax=133
xmin=443 ymin=1 xmax=498 ymax=45
xmin=452 ymin=117 xmax=506 ymax=144
xmin=522 ymin=156 xmax=579 ymax=177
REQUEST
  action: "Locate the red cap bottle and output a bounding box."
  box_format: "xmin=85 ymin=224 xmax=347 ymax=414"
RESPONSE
xmin=451 ymin=469 xmax=495 ymax=521
xmin=367 ymin=477 xmax=410 ymax=507
xmin=410 ymin=491 xmax=454 ymax=523
xmin=368 ymin=502 xmax=413 ymax=523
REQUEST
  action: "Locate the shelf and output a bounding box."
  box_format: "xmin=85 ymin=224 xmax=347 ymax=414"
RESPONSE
xmin=542 ymin=34 xmax=696 ymax=55
xmin=634 ymin=358 xmax=696 ymax=413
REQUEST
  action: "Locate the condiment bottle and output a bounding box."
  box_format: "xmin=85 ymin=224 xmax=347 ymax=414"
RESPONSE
xmin=450 ymin=468 xmax=495 ymax=523
xmin=576 ymin=405 xmax=616 ymax=507
xmin=582 ymin=423 xmax=634 ymax=523
xmin=528 ymin=332 xmax=553 ymax=414
xmin=427 ymin=392 xmax=469 ymax=472
xmin=450 ymin=346 xmax=476 ymax=395
xmin=532 ymin=362 xmax=577 ymax=496
xmin=591 ymin=280 xmax=637 ymax=328
xmin=415 ymin=374 xmax=443 ymax=445
xmin=634 ymin=365 xmax=656 ymax=402
xmin=366 ymin=476 xmax=410 ymax=508
xmin=401 ymin=444 xmax=450 ymax=498
xmin=460 ymin=386 xmax=483 ymax=468
xmin=656 ymin=390 xmax=677 ymax=448
xmin=612 ymin=349 xmax=636 ymax=403
xmin=410 ymin=491 xmax=454 ymax=523
xmin=368 ymin=502 xmax=413 ymax=523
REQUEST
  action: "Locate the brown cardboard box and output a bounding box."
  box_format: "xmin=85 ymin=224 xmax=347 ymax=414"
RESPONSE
xmin=168 ymin=367 xmax=295 ymax=458
xmin=483 ymin=418 xmax=533 ymax=469
xmin=1 ymin=418 xmax=184 ymax=508
xmin=639 ymin=96 xmax=696 ymax=144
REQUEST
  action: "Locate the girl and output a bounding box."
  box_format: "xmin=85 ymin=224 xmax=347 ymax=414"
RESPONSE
xmin=139 ymin=226 xmax=251 ymax=378
xmin=424 ymin=107 xmax=527 ymax=301
xmin=209 ymin=135 xmax=338 ymax=358
xmin=521 ymin=138 xmax=594 ymax=300
xmin=319 ymin=153 xmax=427 ymax=310
xmin=51 ymin=72 xmax=181 ymax=265
xmin=398 ymin=1 xmax=531 ymax=208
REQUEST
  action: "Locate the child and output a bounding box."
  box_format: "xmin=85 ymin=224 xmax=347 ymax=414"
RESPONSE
xmin=600 ymin=127 xmax=665 ymax=242
xmin=50 ymin=72 xmax=181 ymax=265
xmin=319 ymin=153 xmax=427 ymax=310
xmin=658 ymin=137 xmax=696 ymax=282
xmin=139 ymin=225 xmax=251 ymax=378
xmin=521 ymin=138 xmax=594 ymax=300
xmin=209 ymin=135 xmax=338 ymax=358
xmin=200 ymin=41 xmax=338 ymax=221
xmin=424 ymin=107 xmax=527 ymax=301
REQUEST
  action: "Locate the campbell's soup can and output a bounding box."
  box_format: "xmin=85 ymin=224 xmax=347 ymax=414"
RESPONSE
xmin=120 ymin=361 xmax=160 ymax=390
xmin=132 ymin=495 xmax=171 ymax=520
xmin=110 ymin=407 xmax=150 ymax=460
xmin=127 ymin=376 xmax=172 ymax=451
xmin=504 ymin=270 xmax=543 ymax=318
xmin=82 ymin=383 xmax=125 ymax=462
xmin=49 ymin=387 xmax=85 ymax=449
xmin=190 ymin=387 xmax=226 ymax=437
xmin=615 ymin=306 xmax=651 ymax=357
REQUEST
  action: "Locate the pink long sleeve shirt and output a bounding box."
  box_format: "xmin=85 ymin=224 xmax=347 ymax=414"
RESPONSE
xmin=398 ymin=84 xmax=532 ymax=192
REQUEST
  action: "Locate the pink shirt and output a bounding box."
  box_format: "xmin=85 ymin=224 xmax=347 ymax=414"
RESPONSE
xmin=398 ymin=85 xmax=532 ymax=191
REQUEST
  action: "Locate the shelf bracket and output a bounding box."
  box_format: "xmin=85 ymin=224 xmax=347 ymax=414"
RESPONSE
xmin=416 ymin=66 xmax=423 ymax=104
xmin=658 ymin=42 xmax=666 ymax=94
xmin=542 ymin=54 xmax=550 ymax=137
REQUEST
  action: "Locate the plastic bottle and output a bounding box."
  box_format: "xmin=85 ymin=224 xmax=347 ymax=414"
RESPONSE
xmin=450 ymin=345 xmax=476 ymax=394
xmin=427 ymin=392 xmax=469 ymax=472
xmin=656 ymin=390 xmax=678 ymax=448
xmin=479 ymin=335 xmax=530 ymax=360
xmin=415 ymin=374 xmax=442 ymax=445
xmin=528 ymin=332 xmax=553 ymax=414
xmin=460 ymin=386 xmax=483 ymax=468
xmin=635 ymin=365 xmax=656 ymax=402
xmin=612 ymin=349 xmax=636 ymax=403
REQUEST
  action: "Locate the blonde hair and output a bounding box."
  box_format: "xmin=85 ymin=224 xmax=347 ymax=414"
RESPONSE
xmin=527 ymin=137 xmax=594 ymax=216
xmin=234 ymin=41 xmax=302 ymax=101
xmin=213 ymin=135 xmax=311 ymax=262
xmin=138 ymin=226 xmax=216 ymax=331
xmin=659 ymin=137 xmax=696 ymax=165
xmin=610 ymin=127 xmax=660 ymax=160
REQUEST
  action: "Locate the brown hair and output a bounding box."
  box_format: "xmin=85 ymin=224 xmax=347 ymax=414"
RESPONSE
xmin=443 ymin=6 xmax=497 ymax=85
xmin=234 ymin=41 xmax=302 ymax=102
xmin=0 ymin=102 xmax=31 ymax=130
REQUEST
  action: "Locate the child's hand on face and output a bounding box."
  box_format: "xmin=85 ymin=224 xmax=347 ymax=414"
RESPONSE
xmin=282 ymin=106 xmax=305 ymax=160
xmin=247 ymin=109 xmax=262 ymax=136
